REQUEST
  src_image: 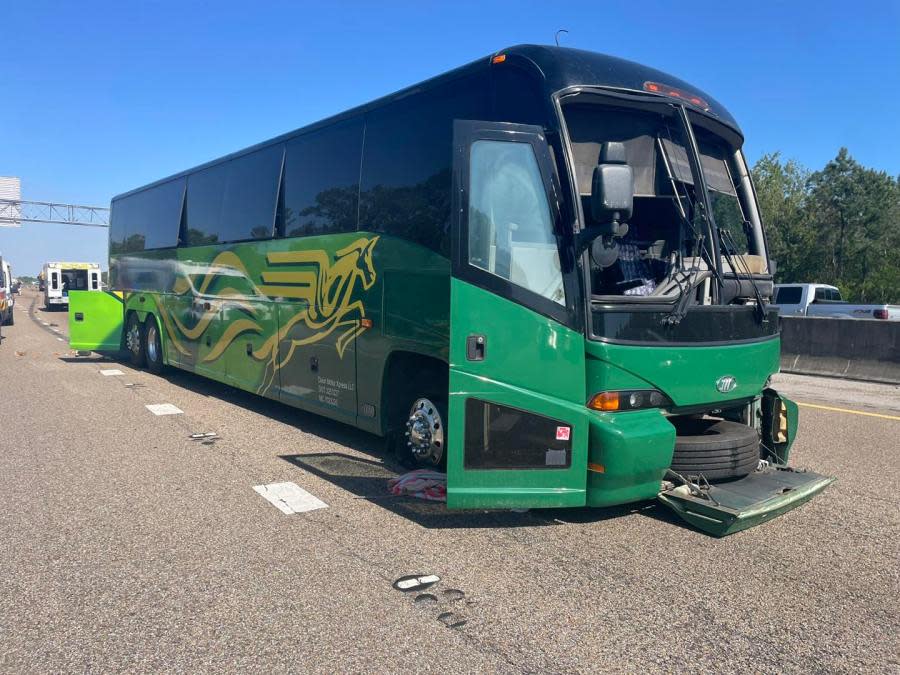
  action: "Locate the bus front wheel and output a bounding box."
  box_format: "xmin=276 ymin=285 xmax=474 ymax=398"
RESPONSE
xmin=124 ymin=313 xmax=146 ymax=368
xmin=401 ymin=396 xmax=447 ymax=469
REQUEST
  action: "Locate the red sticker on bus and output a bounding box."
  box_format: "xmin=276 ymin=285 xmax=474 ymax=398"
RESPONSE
xmin=555 ymin=426 xmax=571 ymax=441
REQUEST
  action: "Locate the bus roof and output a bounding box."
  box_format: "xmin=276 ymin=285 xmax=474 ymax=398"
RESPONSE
xmin=113 ymin=44 xmax=739 ymax=202
xmin=503 ymin=45 xmax=738 ymax=129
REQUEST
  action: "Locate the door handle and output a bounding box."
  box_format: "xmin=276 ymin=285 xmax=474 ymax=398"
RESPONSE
xmin=466 ymin=334 xmax=486 ymax=361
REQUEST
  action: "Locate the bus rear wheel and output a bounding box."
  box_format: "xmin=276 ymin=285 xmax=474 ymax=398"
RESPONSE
xmin=402 ymin=396 xmax=447 ymax=469
xmin=124 ymin=313 xmax=146 ymax=368
xmin=143 ymin=316 xmax=164 ymax=375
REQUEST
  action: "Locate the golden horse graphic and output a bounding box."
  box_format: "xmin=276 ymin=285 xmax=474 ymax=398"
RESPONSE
xmin=156 ymin=236 xmax=379 ymax=395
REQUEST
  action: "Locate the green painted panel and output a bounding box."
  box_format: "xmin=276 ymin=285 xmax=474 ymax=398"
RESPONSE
xmin=585 ymin=338 xmax=781 ymax=408
xmin=222 ymin=299 xmax=279 ymax=397
xmin=585 ymin=409 xmax=676 ymax=507
xmin=277 ymin=296 xmax=357 ymax=421
xmin=447 ymin=279 xmax=588 ymax=510
xmin=68 ymin=291 xmax=124 ymax=351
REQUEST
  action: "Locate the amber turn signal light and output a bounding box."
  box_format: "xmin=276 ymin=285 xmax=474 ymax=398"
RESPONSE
xmin=587 ymin=389 xmax=671 ymax=412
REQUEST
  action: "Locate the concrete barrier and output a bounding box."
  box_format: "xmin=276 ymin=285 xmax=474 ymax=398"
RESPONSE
xmin=780 ymin=316 xmax=900 ymax=384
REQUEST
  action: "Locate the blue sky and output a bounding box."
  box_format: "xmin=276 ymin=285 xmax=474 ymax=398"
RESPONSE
xmin=2 ymin=0 xmax=898 ymax=276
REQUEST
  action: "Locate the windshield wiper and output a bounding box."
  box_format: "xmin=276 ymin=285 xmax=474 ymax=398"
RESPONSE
xmin=661 ymin=266 xmax=712 ymax=326
xmin=720 ymin=227 xmax=768 ymax=325
xmin=656 ymin=129 xmax=723 ymax=318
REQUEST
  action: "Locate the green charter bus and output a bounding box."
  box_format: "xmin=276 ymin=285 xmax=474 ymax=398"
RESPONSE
xmin=71 ymin=45 xmax=832 ymax=535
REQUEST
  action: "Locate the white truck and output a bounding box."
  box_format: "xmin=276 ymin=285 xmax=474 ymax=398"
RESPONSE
xmin=773 ymin=283 xmax=900 ymax=320
xmin=0 ymin=255 xmax=14 ymax=326
xmin=42 ymin=262 xmax=102 ymax=311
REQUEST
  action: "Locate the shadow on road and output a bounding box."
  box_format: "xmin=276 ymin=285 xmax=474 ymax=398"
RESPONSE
xmin=278 ymin=450 xmax=688 ymax=532
xmin=89 ymin=350 xmax=699 ymax=534
xmin=58 ymin=355 xmax=116 ymax=363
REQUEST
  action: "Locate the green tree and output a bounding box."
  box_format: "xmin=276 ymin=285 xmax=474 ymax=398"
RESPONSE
xmin=807 ymin=148 xmax=900 ymax=302
xmin=751 ymin=152 xmax=814 ymax=283
xmin=753 ymin=149 xmax=900 ymax=304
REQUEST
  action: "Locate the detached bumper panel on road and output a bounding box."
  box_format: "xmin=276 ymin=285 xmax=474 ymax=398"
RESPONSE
xmin=658 ymin=467 xmax=835 ymax=537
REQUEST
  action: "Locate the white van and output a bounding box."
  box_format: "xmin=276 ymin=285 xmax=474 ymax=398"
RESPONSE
xmin=42 ymin=262 xmax=102 ymax=311
xmin=0 ymin=256 xmax=14 ymax=326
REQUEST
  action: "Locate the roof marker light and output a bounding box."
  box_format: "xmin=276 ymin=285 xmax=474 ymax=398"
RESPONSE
xmin=643 ymin=81 xmax=709 ymax=110
xmin=491 ymin=54 xmax=507 ymax=64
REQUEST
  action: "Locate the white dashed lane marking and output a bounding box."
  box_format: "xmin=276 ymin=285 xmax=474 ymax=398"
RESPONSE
xmin=145 ymin=403 xmax=183 ymax=416
xmin=254 ymin=482 xmax=328 ymax=515
xmin=100 ymin=369 xmax=124 ymax=376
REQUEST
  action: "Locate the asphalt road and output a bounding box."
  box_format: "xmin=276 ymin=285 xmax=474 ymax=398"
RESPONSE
xmin=1 ymin=289 xmax=898 ymax=673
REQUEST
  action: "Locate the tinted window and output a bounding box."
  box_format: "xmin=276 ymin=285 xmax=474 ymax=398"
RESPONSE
xmin=110 ymin=178 xmax=185 ymax=253
xmin=184 ymin=145 xmax=283 ymax=246
xmin=220 ymin=145 xmax=283 ymax=242
xmin=464 ymin=398 xmax=572 ymax=470
xmin=283 ymin=119 xmax=363 ymax=237
xmin=185 ymin=163 xmax=228 ymax=246
xmin=359 ymin=75 xmax=488 ymax=256
xmin=814 ymin=287 xmax=828 ymax=302
xmin=775 ymin=287 xmax=802 ymax=305
xmin=492 ymin=66 xmax=547 ymax=126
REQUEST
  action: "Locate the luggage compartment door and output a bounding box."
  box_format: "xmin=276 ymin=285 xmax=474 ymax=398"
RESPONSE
xmin=69 ymin=290 xmax=124 ymax=351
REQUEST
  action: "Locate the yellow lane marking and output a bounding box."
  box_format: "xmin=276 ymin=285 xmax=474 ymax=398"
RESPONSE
xmin=797 ymin=402 xmax=900 ymax=421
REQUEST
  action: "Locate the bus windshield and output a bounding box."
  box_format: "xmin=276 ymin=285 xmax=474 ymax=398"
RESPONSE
xmin=562 ymin=99 xmax=767 ymax=302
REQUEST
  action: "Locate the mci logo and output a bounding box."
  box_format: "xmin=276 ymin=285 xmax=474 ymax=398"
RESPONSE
xmin=716 ymin=376 xmax=738 ymax=394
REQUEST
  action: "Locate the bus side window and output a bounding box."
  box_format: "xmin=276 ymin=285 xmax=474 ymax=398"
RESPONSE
xmin=359 ymin=74 xmax=488 ymax=256
xmin=283 ymin=118 xmax=363 ymax=237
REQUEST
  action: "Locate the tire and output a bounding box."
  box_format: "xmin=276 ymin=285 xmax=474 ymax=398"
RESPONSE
xmin=670 ymin=418 xmax=760 ymax=482
xmin=124 ymin=312 xmax=146 ymax=368
xmin=143 ymin=315 xmax=164 ymax=375
xmin=393 ymin=392 xmax=448 ymax=470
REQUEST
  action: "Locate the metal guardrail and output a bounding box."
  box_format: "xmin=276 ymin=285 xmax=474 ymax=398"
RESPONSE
xmin=0 ymin=199 xmax=109 ymax=227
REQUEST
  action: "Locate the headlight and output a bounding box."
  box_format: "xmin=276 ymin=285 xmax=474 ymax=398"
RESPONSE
xmin=587 ymin=389 xmax=672 ymax=412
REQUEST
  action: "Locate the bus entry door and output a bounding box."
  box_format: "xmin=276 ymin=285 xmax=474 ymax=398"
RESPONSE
xmin=446 ymin=120 xmax=588 ymax=510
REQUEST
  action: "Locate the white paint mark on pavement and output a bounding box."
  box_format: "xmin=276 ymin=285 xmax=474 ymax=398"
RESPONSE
xmin=100 ymin=369 xmax=124 ymax=376
xmin=146 ymin=403 xmax=183 ymax=416
xmin=56 ymin=337 xmax=64 ymax=342
xmin=254 ymin=482 xmax=328 ymax=515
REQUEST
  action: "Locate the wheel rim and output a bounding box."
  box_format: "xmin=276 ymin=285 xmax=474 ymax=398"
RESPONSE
xmin=126 ymin=321 xmax=141 ymax=354
xmin=147 ymin=323 xmax=159 ymax=363
xmin=405 ymin=398 xmax=444 ymax=465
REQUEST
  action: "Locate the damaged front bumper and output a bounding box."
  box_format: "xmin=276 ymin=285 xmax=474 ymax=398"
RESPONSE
xmin=655 ymin=389 xmax=834 ymax=536
xmin=658 ymin=465 xmax=834 ymax=537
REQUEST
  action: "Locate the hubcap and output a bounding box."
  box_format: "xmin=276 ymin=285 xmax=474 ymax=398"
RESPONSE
xmin=147 ymin=324 xmax=159 ymax=362
xmin=126 ymin=323 xmax=141 ymax=353
xmin=405 ymin=398 xmax=444 ymax=465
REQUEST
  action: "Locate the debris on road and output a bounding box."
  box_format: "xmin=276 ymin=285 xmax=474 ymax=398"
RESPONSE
xmin=393 ymin=574 xmax=441 ymax=592
xmin=388 ymin=469 xmax=446 ymax=502
xmin=437 ymin=611 xmax=467 ymax=629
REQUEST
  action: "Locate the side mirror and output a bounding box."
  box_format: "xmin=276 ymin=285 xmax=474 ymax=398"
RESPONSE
xmin=590 ymin=141 xmax=633 ymax=236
